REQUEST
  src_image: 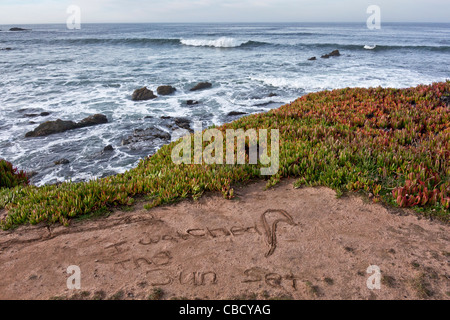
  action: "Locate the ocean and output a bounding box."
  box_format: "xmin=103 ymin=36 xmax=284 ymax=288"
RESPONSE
xmin=0 ymin=22 xmax=449 ymax=186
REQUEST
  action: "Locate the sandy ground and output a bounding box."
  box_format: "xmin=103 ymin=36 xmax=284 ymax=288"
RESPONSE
xmin=0 ymin=179 xmax=448 ymax=300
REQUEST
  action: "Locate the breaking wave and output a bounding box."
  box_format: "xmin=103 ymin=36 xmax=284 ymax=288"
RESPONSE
xmin=180 ymin=37 xmax=261 ymax=48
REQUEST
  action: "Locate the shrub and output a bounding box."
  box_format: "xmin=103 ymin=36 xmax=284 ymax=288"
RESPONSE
xmin=0 ymin=159 xmax=29 ymax=189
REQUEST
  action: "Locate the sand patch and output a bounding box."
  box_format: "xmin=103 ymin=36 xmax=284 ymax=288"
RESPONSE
xmin=0 ymin=180 xmax=448 ymax=300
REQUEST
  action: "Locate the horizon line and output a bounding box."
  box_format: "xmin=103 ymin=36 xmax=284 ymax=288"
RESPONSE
xmin=1 ymin=21 xmax=450 ymax=26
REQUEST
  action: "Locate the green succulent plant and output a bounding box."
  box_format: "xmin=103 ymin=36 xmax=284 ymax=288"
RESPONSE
xmin=1 ymin=81 xmax=449 ymax=230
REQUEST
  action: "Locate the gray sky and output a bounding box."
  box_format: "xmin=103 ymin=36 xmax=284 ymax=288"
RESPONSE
xmin=0 ymin=0 xmax=449 ymax=24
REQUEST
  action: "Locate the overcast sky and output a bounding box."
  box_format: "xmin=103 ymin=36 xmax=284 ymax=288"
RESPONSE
xmin=0 ymin=0 xmax=449 ymax=24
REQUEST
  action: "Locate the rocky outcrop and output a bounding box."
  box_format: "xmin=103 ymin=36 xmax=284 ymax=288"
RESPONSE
xmin=25 ymin=114 xmax=108 ymax=138
xmin=9 ymin=27 xmax=30 ymax=32
xmin=321 ymin=50 xmax=341 ymax=59
xmin=186 ymin=100 xmax=199 ymax=105
xmin=251 ymin=93 xmax=278 ymax=100
xmin=23 ymin=112 xmax=50 ymax=118
xmin=121 ymin=127 xmax=171 ymax=146
xmin=132 ymin=87 xmax=157 ymax=101
xmin=174 ymin=117 xmax=191 ymax=131
xmin=254 ymin=101 xmax=277 ymax=107
xmin=227 ymin=111 xmax=248 ymax=116
xmin=308 ymin=57 xmax=317 ymax=61
xmin=54 ymin=159 xmax=70 ymax=165
xmin=26 ymin=119 xmax=77 ymax=137
xmin=157 ymin=85 xmax=176 ymax=95
xmin=103 ymin=145 xmax=114 ymax=152
xmin=190 ymin=82 xmax=212 ymax=91
xmin=159 ymin=116 xmax=193 ymax=132
xmin=77 ymin=114 xmax=108 ymax=127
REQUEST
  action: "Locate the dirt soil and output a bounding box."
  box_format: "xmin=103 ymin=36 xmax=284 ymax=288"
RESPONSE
xmin=0 ymin=179 xmax=449 ymax=300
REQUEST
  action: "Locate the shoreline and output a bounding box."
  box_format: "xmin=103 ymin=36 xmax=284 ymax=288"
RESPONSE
xmin=12 ymin=80 xmax=447 ymax=188
xmin=1 ymin=82 xmax=449 ymax=231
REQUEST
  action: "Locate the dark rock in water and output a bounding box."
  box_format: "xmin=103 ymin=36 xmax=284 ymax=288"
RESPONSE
xmin=9 ymin=27 xmax=30 ymax=32
xmin=54 ymin=158 xmax=70 ymax=165
xmin=144 ymin=115 xmax=154 ymax=119
xmin=329 ymin=50 xmax=341 ymax=56
xmin=227 ymin=111 xmax=248 ymax=116
xmin=24 ymin=113 xmax=39 ymax=118
xmin=77 ymin=114 xmax=108 ymax=127
xmin=131 ymin=87 xmax=157 ymax=101
xmin=23 ymin=111 xmax=51 ymax=118
xmin=159 ymin=116 xmax=192 ymax=132
xmin=25 ymin=114 xmax=108 ymax=138
xmin=268 ymin=93 xmax=278 ymax=97
xmin=174 ymin=117 xmax=191 ymax=131
xmin=254 ymin=101 xmax=277 ymax=107
xmin=1 ymin=48 xmax=12 ymax=51
xmin=157 ymin=85 xmax=176 ymax=95
xmin=190 ymin=82 xmax=212 ymax=91
xmin=98 ymin=145 xmax=115 ymax=157
xmin=321 ymin=50 xmax=341 ymax=59
xmin=121 ymin=127 xmax=171 ymax=146
xmin=186 ymin=100 xmax=199 ymax=105
xmin=308 ymin=57 xmax=317 ymax=61
xmin=26 ymin=119 xmax=78 ymax=137
xmin=103 ymin=145 xmax=114 ymax=152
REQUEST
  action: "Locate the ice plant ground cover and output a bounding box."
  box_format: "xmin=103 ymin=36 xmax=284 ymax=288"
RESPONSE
xmin=0 ymin=160 xmax=29 ymax=189
xmin=0 ymin=82 xmax=449 ymax=229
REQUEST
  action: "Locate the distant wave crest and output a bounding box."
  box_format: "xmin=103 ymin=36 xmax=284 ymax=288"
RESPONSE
xmin=180 ymin=37 xmax=256 ymax=48
xmin=26 ymin=37 xmax=266 ymax=48
xmin=8 ymin=37 xmax=450 ymax=53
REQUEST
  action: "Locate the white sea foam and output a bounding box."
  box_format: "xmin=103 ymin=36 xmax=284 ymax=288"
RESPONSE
xmin=180 ymin=37 xmax=247 ymax=48
xmin=250 ymin=69 xmax=439 ymax=92
xmin=250 ymin=76 xmax=307 ymax=90
xmin=364 ymin=45 xmax=377 ymax=50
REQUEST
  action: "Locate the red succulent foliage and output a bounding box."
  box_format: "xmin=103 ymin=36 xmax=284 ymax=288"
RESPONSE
xmin=0 ymin=159 xmax=29 ymax=189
